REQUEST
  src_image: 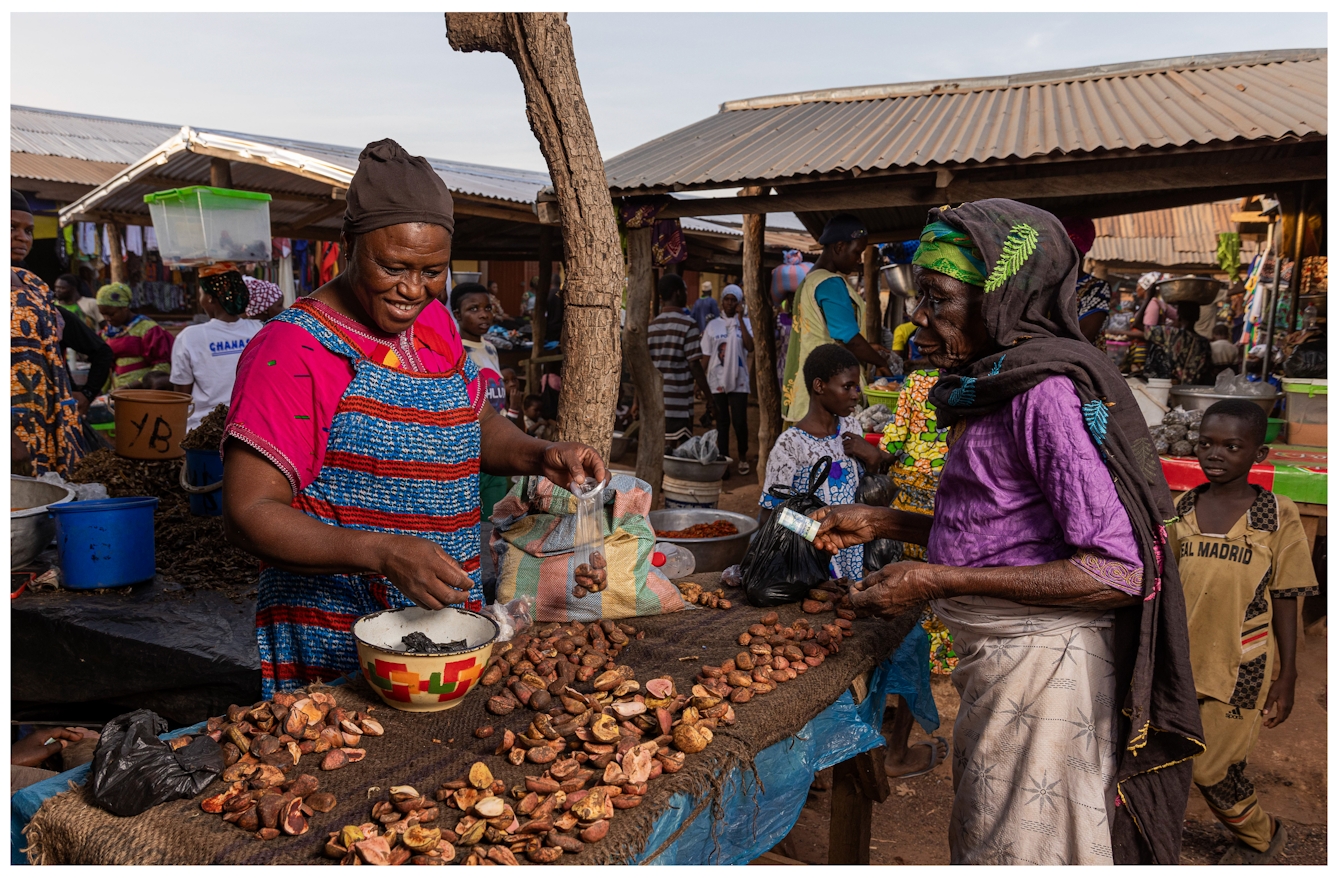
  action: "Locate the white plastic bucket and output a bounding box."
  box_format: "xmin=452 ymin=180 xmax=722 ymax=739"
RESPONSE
xmin=1127 ymin=377 xmax=1172 ymax=426
xmin=661 ymin=475 xmax=722 ymax=509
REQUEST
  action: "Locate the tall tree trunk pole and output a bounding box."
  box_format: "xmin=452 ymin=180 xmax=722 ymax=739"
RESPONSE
xmin=863 ymin=244 xmax=881 ymax=345
xmin=740 ymin=188 xmax=779 ymax=484
xmin=445 ymin=12 xmax=622 ymax=461
xmin=624 ymin=227 xmax=665 ymax=504
xmin=529 ymin=225 xmax=553 ymax=394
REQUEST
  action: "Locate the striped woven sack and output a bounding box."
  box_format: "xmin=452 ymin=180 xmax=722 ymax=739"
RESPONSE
xmin=489 ymin=473 xmax=687 ymax=622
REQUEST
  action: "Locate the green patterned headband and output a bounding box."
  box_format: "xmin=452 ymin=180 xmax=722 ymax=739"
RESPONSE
xmin=912 ymin=221 xmax=987 ymax=287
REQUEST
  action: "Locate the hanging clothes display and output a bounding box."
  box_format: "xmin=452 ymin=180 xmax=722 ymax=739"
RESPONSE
xmin=318 ymin=242 xmax=340 ymax=285
xmin=76 ymin=222 xmax=98 ymax=256
xmin=124 ymin=225 xmax=144 ymax=256
xmin=293 ymin=239 xmax=311 ymax=293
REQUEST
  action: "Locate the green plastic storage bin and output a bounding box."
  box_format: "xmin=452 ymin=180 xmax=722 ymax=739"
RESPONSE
xmin=144 ymin=186 xmax=272 ymax=267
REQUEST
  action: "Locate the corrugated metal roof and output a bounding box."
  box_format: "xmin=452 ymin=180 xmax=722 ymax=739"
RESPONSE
xmin=605 ymin=49 xmax=1327 ymax=193
xmin=1089 ymin=200 xmax=1263 ymax=267
xmin=11 ymin=106 xmax=180 ymax=164
xmin=13 ymin=106 xmax=549 ymax=206
xmin=9 ymin=153 xmax=129 ymax=186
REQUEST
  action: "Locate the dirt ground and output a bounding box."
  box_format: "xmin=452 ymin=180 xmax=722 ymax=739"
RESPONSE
xmin=619 ymin=398 xmax=1328 ymax=866
xmin=769 ymin=632 xmax=1327 ymax=865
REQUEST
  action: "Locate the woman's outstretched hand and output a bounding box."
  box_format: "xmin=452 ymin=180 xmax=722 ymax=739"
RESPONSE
xmin=849 ymin=561 xmax=932 ymax=618
xmin=810 ymin=504 xmax=888 ymax=553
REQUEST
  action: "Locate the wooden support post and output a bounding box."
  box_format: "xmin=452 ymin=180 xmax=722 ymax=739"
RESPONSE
xmin=863 ymin=244 xmax=882 ymax=345
xmin=209 ymin=158 xmax=233 ymax=189
xmin=529 ymin=225 xmax=553 ymax=394
xmin=624 ymin=227 xmax=665 ymax=504
xmin=827 ymin=748 xmax=889 ymax=864
xmin=740 ymin=188 xmax=780 ymax=482
xmin=105 ymin=222 xmax=127 ymax=285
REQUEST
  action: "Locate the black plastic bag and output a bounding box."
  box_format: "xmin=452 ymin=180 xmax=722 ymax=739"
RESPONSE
xmin=1284 ymin=335 xmax=1326 ymax=379
xmin=864 ymin=538 xmax=902 ymax=573
xmin=854 ymin=473 xmax=897 ymax=508
xmin=89 ymin=709 xmax=224 ymax=817
xmin=741 ymin=458 xmax=834 ymax=607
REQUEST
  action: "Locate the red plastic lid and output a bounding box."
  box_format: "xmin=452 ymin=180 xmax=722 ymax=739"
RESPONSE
xmin=651 ymin=551 xmax=666 ymax=567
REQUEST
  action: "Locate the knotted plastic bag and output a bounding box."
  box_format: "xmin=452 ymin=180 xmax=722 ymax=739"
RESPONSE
xmin=672 ymin=430 xmax=719 ymax=464
xmin=741 ymin=457 xmax=834 ymax=607
xmin=570 ymin=477 xmax=610 ymax=597
xmin=89 ymin=709 xmax=224 ymax=817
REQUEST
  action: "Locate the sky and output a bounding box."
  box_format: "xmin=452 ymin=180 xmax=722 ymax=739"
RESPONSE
xmin=10 ymin=12 xmax=1328 ymax=173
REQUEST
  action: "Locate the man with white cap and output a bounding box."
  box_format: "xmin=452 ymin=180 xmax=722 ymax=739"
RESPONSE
xmin=701 ymin=284 xmax=754 ymax=475
xmin=690 ymin=279 xmax=720 ymax=332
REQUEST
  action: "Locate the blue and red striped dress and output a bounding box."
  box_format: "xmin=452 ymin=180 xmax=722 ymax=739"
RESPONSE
xmin=225 ymin=298 xmax=487 ymax=697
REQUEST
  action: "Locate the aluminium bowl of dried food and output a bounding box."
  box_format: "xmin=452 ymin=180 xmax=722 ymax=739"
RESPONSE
xmin=352 ymin=606 xmax=499 ymax=712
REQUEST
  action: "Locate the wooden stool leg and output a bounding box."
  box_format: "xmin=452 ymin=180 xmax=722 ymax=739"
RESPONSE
xmin=828 ymin=747 xmax=891 ymax=864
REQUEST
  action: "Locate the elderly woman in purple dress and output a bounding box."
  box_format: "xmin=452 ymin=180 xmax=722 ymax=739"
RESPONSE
xmin=811 ymin=200 xmax=1202 ymax=866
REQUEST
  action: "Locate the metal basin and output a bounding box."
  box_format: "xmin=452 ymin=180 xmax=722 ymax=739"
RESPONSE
xmin=11 ymin=476 xmax=76 ymax=569
xmin=663 ymin=455 xmax=732 ymax=483
xmin=1154 ymin=276 xmax=1224 ymax=305
xmin=881 ymin=264 xmax=915 ymax=297
xmin=649 ymin=508 xmax=758 ymax=573
xmin=1168 ymin=385 xmax=1281 ymax=417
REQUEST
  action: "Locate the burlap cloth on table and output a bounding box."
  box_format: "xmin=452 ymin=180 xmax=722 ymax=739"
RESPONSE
xmin=24 ymin=574 xmax=918 ymax=865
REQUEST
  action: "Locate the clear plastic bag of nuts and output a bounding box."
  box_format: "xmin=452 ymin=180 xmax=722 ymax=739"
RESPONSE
xmin=569 ymin=477 xmax=609 ymax=599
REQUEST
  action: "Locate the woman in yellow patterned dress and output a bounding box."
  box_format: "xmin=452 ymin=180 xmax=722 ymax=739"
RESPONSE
xmin=880 ymin=369 xmax=955 ymax=673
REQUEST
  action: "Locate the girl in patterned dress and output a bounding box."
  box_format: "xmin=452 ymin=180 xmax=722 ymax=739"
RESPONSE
xmin=760 ymin=344 xmax=890 ymax=581
xmin=222 ymin=139 xmax=605 ymax=697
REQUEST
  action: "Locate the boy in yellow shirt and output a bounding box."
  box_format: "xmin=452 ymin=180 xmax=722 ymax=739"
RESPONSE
xmin=1171 ymin=399 xmax=1318 ymax=864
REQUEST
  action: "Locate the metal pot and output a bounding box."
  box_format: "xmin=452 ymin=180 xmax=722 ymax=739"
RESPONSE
xmin=1168 ymin=385 xmax=1281 ymax=417
xmin=881 ymin=264 xmax=916 ymax=297
xmin=1153 ymin=276 xmax=1224 ymax=305
xmin=11 ymin=476 xmax=76 ymax=569
xmin=649 ymin=508 xmax=758 ymax=573
xmin=663 ymin=455 xmax=733 ymax=483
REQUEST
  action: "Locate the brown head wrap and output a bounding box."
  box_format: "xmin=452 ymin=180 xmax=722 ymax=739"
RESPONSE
xmin=343 ymin=139 xmax=454 ymax=237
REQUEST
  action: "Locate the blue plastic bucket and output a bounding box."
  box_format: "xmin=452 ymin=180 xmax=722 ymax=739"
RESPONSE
xmin=51 ymin=497 xmax=159 ymax=589
xmin=184 ymin=448 xmax=225 ymax=516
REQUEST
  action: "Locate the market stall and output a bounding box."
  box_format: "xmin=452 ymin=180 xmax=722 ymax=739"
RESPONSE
xmin=1161 ymin=444 xmax=1327 ymax=552
xmin=17 ymin=577 xmax=916 ymax=866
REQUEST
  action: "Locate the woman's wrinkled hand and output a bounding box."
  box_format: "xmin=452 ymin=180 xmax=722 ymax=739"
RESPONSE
xmin=810 ymin=504 xmax=887 ymax=553
xmin=849 ymin=561 xmax=932 ymax=618
xmin=541 ymin=442 xmax=608 ymax=490
xmin=379 ymin=536 xmax=475 ymax=610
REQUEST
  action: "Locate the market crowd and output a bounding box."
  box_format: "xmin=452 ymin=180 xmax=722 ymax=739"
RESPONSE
xmin=11 ymin=146 xmax=1316 ymax=867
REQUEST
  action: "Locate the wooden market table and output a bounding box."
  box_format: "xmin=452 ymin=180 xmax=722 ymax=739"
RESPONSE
xmin=16 ymin=574 xmax=917 ymax=866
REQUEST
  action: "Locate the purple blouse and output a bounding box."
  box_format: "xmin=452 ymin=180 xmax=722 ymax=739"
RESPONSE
xmin=926 ymin=375 xmax=1143 ymax=595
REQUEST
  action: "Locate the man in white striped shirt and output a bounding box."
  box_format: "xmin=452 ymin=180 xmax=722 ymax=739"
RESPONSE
xmin=648 ymin=274 xmax=711 ymax=444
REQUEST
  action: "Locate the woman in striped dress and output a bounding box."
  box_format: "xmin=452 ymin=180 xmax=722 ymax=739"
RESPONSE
xmin=222 ymin=139 xmax=604 ymax=696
